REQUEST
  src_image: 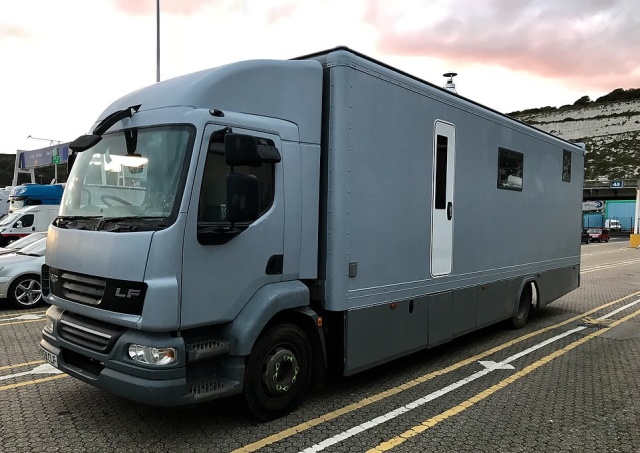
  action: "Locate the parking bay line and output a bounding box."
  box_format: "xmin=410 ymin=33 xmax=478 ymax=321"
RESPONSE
xmin=0 ymin=363 xmax=62 ymax=382
xmin=0 ymin=374 xmax=68 ymax=392
xmin=0 ymin=318 xmax=46 ymax=327
xmin=369 ymin=303 xmax=640 ymax=452
xmin=0 ymin=310 xmax=47 ymax=320
xmin=305 ymin=298 xmax=640 ymax=453
xmin=581 ymin=258 xmax=640 ymax=274
xmin=232 ymin=290 xmax=640 ymax=453
xmin=301 ymin=299 xmax=640 ymax=453
xmin=0 ymin=360 xmax=44 ymax=372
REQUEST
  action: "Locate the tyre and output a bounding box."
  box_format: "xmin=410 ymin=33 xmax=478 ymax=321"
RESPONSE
xmin=8 ymin=274 xmax=44 ymax=309
xmin=510 ymin=283 xmax=532 ymax=329
xmin=243 ymin=323 xmax=313 ymax=421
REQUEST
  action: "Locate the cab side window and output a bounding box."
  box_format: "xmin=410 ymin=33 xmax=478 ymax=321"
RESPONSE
xmin=16 ymin=214 xmax=34 ymax=228
xmin=198 ymin=130 xmax=275 ymax=223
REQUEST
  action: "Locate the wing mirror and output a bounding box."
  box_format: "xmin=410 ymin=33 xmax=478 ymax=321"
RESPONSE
xmin=224 ymin=133 xmax=281 ymax=167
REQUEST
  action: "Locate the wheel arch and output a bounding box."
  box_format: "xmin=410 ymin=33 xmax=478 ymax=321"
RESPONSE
xmin=9 ymin=271 xmax=42 ymax=289
xmin=514 ymin=277 xmax=538 ymax=312
xmin=225 ymin=281 xmax=326 ymax=366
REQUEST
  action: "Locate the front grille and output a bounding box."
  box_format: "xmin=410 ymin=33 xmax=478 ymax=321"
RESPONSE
xmin=58 ymin=313 xmax=125 ymax=353
xmin=49 ymin=267 xmax=146 ymax=315
xmin=60 ymin=272 xmax=106 ymax=305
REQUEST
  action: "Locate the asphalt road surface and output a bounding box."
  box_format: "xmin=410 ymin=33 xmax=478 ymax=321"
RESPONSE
xmin=1 ymin=238 xmax=639 ymax=452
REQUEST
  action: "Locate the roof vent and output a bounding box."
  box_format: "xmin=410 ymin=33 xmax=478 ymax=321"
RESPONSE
xmin=443 ymin=72 xmax=458 ymax=93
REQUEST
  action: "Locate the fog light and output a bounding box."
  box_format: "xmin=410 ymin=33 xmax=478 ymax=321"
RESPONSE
xmin=43 ymin=316 xmax=54 ymax=334
xmin=128 ymin=344 xmax=177 ymax=366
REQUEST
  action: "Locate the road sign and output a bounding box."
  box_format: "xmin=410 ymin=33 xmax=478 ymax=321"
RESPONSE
xmin=610 ymin=180 xmax=624 ymax=188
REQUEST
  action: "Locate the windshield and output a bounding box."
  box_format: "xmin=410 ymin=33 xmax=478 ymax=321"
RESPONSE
xmin=18 ymin=237 xmax=47 ymax=256
xmin=0 ymin=211 xmax=21 ymax=227
xmin=4 ymin=232 xmax=47 ymax=249
xmin=59 ymin=125 xmax=194 ymax=229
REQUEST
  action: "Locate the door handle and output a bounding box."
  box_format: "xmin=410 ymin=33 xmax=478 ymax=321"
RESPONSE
xmin=447 ymin=202 xmax=453 ymax=220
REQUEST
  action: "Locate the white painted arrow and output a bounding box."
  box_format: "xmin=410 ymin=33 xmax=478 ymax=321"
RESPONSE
xmin=299 ymin=297 xmax=640 ymax=453
xmin=0 ymin=363 xmax=62 ymax=381
xmin=479 ymin=360 xmax=515 ymax=370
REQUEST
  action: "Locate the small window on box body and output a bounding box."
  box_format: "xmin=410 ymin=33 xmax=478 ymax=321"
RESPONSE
xmin=497 ymin=148 xmax=523 ymax=191
xmin=562 ymin=150 xmax=571 ymax=182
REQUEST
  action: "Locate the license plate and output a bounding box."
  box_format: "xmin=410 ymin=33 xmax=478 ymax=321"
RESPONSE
xmin=40 ymin=346 xmax=59 ymax=368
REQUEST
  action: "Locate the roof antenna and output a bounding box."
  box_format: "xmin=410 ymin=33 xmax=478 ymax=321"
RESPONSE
xmin=443 ymin=72 xmax=458 ymax=93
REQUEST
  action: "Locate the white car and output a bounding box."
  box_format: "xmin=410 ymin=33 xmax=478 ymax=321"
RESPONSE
xmin=0 ymin=232 xmax=47 ymax=257
xmin=0 ymin=236 xmax=46 ymax=309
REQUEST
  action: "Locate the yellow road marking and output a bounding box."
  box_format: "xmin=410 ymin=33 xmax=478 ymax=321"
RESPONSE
xmin=0 ymin=310 xmax=47 ymax=319
xmin=0 ymin=319 xmax=46 ymax=327
xmin=0 ymin=360 xmax=44 ymax=372
xmin=231 ymin=290 xmax=640 ymax=453
xmin=368 ymin=306 xmax=640 ymax=452
xmin=0 ymin=374 xmax=68 ymax=391
xmin=581 ymin=258 xmax=640 ymax=274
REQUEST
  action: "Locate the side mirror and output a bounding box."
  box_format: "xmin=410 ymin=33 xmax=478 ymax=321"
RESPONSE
xmin=14 ymin=221 xmax=23 ymax=228
xmin=226 ymin=173 xmax=260 ymax=223
xmin=224 ymin=133 xmax=281 ymax=167
xmin=70 ymin=134 xmax=102 ymax=152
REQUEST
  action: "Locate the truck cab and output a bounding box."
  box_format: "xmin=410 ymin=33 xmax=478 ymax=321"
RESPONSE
xmin=9 ymin=183 xmax=64 ymax=214
xmin=40 ymin=58 xmax=323 ymax=420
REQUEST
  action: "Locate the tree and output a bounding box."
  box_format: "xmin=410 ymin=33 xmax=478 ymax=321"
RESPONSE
xmin=573 ymin=95 xmax=591 ymax=106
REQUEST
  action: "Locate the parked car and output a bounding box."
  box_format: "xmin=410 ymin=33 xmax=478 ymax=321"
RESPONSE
xmin=0 ymin=236 xmax=46 ymax=309
xmin=581 ymin=229 xmax=590 ymax=244
xmin=0 ymin=232 xmax=47 ymax=257
xmin=587 ymin=228 xmax=610 ymax=243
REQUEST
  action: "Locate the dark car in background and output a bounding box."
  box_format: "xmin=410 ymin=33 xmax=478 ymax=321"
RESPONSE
xmin=581 ymin=229 xmax=590 ymax=244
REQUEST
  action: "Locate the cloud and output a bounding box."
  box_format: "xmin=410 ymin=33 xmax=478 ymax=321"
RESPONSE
xmin=112 ymin=0 xmax=219 ymax=16
xmin=365 ymin=0 xmax=640 ymax=91
xmin=112 ymin=0 xmax=301 ymax=22
xmin=0 ymin=23 xmax=30 ymax=41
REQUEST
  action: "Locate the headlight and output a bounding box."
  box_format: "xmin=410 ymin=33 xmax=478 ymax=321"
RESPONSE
xmin=128 ymin=344 xmax=177 ymax=366
xmin=43 ymin=316 xmax=54 ymax=334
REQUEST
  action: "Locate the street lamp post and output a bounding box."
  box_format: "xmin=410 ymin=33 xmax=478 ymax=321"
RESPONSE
xmin=157 ymin=0 xmax=160 ymax=83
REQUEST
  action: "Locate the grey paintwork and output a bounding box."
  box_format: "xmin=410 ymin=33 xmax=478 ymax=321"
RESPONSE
xmin=309 ymin=49 xmax=582 ymax=312
xmin=97 ymin=59 xmax=323 ymax=145
xmin=42 ymin=47 xmax=583 ymax=406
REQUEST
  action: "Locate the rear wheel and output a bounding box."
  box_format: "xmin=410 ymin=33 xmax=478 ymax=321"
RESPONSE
xmin=8 ymin=274 xmax=43 ymax=309
xmin=243 ymin=323 xmax=312 ymax=421
xmin=510 ymin=283 xmax=532 ymax=329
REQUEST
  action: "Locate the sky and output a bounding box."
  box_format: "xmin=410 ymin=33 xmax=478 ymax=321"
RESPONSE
xmin=1 ymin=0 xmax=638 ymax=155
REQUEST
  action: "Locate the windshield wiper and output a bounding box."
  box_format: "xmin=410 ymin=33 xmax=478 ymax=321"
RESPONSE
xmin=97 ymin=216 xmax=168 ymax=232
xmin=54 ymin=216 xmax=102 ymax=230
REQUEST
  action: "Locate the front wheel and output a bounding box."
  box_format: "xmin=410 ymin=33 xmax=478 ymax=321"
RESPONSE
xmin=243 ymin=323 xmax=312 ymax=421
xmin=8 ymin=274 xmax=44 ymax=309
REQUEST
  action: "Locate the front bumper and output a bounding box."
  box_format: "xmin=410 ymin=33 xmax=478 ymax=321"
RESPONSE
xmin=41 ymin=306 xmax=243 ymax=407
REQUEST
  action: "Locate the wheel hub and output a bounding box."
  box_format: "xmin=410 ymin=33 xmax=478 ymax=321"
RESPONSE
xmin=262 ymin=347 xmax=299 ymax=395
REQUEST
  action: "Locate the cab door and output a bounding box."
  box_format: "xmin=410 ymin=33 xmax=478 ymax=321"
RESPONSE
xmin=430 ymin=121 xmax=455 ymax=277
xmin=180 ymin=124 xmax=285 ymax=327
